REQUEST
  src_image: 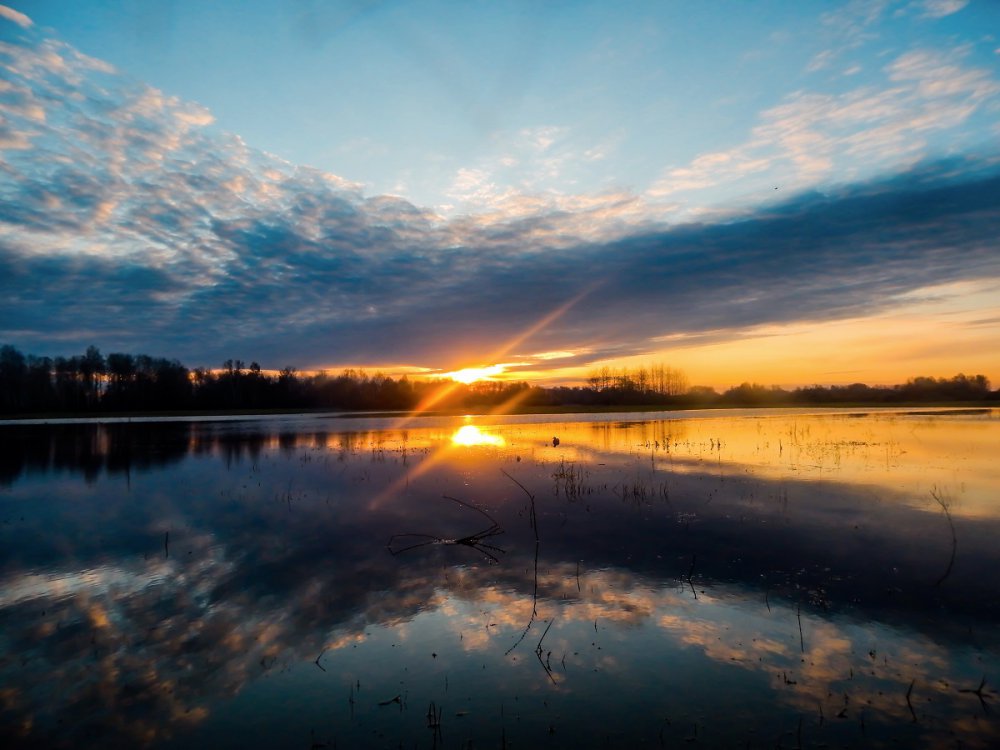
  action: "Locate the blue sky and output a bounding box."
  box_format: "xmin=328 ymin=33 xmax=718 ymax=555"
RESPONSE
xmin=2 ymin=1 xmax=999 ymax=386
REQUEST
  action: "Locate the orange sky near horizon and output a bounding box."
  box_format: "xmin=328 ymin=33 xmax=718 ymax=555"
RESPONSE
xmin=317 ymin=279 xmax=1000 ymax=392
xmin=583 ymin=281 xmax=1000 ymax=391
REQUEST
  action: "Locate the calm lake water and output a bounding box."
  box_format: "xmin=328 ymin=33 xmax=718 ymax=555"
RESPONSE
xmin=1 ymin=408 xmax=998 ymax=748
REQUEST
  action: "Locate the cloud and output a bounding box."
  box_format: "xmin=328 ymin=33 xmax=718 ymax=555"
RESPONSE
xmin=1 ymin=18 xmax=1000 ymax=372
xmin=804 ymin=0 xmax=893 ymax=72
xmin=446 ymin=166 xmax=501 ymax=205
xmin=0 ymin=4 xmax=32 ymax=28
xmin=518 ymin=124 xmax=566 ymax=153
xmin=442 ymin=124 xmax=624 ymax=217
xmin=649 ymin=46 xmax=1000 ymax=202
xmin=919 ymin=0 xmax=968 ymax=18
xmin=6 ymin=153 xmax=998 ymax=371
xmin=804 ymin=0 xmax=971 ymax=74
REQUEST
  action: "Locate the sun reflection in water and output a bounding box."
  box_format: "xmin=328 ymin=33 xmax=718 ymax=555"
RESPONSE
xmin=451 ymin=424 xmax=506 ymax=447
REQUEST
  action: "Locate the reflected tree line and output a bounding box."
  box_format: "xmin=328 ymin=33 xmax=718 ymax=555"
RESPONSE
xmin=0 ymin=343 xmax=995 ymax=415
xmin=0 ymin=421 xmax=367 ymax=485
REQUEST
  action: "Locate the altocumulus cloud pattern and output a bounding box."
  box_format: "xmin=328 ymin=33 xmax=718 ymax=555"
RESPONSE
xmin=2 ymin=8 xmax=1000 ymax=370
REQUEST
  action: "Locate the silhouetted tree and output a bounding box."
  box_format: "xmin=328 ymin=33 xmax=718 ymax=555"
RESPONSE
xmin=25 ymin=355 xmax=54 ymax=410
xmin=53 ymin=355 xmax=84 ymax=409
xmin=105 ymin=352 xmax=135 ymax=408
xmin=0 ymin=343 xmax=995 ymax=414
xmin=720 ymin=383 xmax=790 ymax=406
xmin=78 ymin=346 xmax=105 ymax=406
xmin=0 ymin=344 xmax=28 ymax=412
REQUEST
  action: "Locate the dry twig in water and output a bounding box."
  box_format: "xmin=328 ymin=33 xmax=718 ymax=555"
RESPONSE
xmin=387 ymin=495 xmax=505 ymax=563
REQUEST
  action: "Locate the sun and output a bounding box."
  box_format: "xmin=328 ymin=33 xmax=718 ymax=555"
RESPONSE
xmin=442 ymin=365 xmax=506 ymax=384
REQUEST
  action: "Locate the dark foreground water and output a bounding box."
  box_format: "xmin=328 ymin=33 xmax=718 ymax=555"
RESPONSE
xmin=1 ymin=408 xmax=998 ymax=748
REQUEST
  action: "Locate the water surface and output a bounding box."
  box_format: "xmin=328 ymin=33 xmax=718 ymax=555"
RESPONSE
xmin=1 ymin=408 xmax=997 ymax=748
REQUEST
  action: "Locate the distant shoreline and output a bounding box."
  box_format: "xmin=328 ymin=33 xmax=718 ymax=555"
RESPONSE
xmin=2 ymin=401 xmax=997 ymax=425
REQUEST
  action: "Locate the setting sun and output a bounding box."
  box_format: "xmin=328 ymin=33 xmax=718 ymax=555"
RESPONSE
xmin=441 ymin=365 xmax=507 ymax=384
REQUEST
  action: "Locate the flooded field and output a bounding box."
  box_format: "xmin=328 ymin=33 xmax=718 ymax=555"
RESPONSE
xmin=1 ymin=408 xmax=998 ymax=748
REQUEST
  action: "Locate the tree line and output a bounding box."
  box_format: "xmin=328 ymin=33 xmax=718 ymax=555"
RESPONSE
xmin=0 ymin=343 xmax=995 ymax=415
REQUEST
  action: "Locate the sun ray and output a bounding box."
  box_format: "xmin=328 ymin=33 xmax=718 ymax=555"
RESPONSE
xmin=484 ymin=384 xmax=536 ymax=417
xmin=385 ymin=287 xmax=595 ymax=431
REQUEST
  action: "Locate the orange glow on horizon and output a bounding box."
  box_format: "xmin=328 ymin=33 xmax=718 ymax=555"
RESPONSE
xmin=302 ymin=280 xmax=999 ymax=395
xmin=581 ymin=282 xmax=1000 ymax=391
xmin=459 ymin=280 xmax=1000 ymax=391
xmin=381 ymin=291 xmax=593 ymax=432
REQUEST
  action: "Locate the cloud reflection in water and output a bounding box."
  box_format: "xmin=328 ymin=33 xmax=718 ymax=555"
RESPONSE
xmin=0 ymin=410 xmax=997 ymax=748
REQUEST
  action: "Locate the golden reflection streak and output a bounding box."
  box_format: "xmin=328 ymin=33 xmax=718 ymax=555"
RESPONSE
xmin=452 ymin=425 xmax=506 ymax=447
xmin=365 ymin=431 xmax=461 ymax=510
xmin=367 ymin=421 xmax=508 ymax=510
xmin=379 ymin=410 xmax=1000 ymax=519
xmin=365 ymin=289 xmax=595 ymax=509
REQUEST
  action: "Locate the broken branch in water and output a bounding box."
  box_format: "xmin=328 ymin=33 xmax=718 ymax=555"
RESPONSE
xmin=387 ymin=494 xmax=505 ymax=563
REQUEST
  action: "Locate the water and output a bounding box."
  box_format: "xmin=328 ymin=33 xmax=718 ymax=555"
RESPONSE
xmin=1 ymin=408 xmax=998 ymax=748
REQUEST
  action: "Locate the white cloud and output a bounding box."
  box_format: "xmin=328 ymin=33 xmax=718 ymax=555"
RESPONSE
xmin=0 ymin=4 xmax=32 ymax=28
xmin=821 ymin=0 xmax=894 ymax=35
xmin=446 ymin=166 xmax=502 ymax=205
xmin=440 ymin=125 xmax=631 ymax=219
xmin=806 ymin=0 xmax=894 ymax=73
xmin=648 ymin=46 xmax=1000 ymax=202
xmin=523 ymin=125 xmax=566 ymax=152
xmin=919 ymin=0 xmax=969 ymax=19
xmin=807 ymin=49 xmax=837 ymax=73
xmin=648 ymin=151 xmax=772 ymax=197
xmin=887 ymin=49 xmax=998 ymax=100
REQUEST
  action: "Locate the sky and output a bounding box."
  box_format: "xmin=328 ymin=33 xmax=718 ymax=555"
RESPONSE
xmin=1 ymin=0 xmax=999 ymax=389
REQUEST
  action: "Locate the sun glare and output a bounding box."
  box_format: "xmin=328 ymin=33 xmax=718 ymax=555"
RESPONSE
xmin=443 ymin=365 xmax=506 ymax=384
xmin=451 ymin=425 xmax=506 ymax=447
